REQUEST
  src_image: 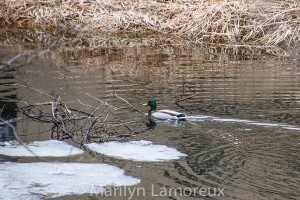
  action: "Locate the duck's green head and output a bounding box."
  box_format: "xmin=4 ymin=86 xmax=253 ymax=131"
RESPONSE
xmin=145 ymin=100 xmax=157 ymax=111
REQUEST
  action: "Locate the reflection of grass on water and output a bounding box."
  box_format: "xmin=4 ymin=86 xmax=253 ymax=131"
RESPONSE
xmin=1 ymin=0 xmax=299 ymax=49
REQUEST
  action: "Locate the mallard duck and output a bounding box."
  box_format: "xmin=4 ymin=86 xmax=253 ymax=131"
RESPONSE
xmin=143 ymin=100 xmax=186 ymax=120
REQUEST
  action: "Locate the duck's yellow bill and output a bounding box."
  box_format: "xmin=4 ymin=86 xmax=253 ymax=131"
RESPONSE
xmin=142 ymin=103 xmax=148 ymax=106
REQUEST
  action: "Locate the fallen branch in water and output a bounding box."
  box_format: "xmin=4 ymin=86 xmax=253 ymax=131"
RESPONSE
xmin=11 ymin=85 xmax=139 ymax=145
xmin=18 ymin=100 xmax=135 ymax=144
xmin=175 ymin=76 xmax=196 ymax=105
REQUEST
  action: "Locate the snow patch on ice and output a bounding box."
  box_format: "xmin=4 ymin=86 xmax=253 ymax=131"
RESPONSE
xmin=85 ymin=140 xmax=187 ymax=162
xmin=0 ymin=140 xmax=84 ymax=157
xmin=0 ymin=162 xmax=140 ymax=200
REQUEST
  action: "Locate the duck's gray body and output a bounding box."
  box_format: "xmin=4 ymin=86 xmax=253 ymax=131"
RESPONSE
xmin=151 ymin=109 xmax=186 ymax=120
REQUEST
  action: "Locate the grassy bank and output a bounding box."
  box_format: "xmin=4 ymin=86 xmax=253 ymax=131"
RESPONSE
xmin=0 ymin=0 xmax=299 ymax=48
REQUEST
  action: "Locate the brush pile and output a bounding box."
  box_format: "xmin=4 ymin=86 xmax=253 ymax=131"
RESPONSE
xmin=15 ymin=89 xmax=136 ymax=144
xmin=1 ymin=0 xmax=299 ymax=47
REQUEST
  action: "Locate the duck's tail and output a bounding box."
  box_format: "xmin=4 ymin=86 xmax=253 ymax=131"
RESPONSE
xmin=177 ymin=113 xmax=186 ymax=120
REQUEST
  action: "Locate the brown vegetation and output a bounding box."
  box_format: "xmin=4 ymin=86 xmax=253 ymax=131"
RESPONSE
xmin=1 ymin=0 xmax=299 ymax=48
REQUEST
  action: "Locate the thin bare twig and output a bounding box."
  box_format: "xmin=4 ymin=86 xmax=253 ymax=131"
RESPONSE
xmin=13 ymin=84 xmax=56 ymax=100
xmin=112 ymin=92 xmax=145 ymax=115
xmin=85 ymin=93 xmax=118 ymax=110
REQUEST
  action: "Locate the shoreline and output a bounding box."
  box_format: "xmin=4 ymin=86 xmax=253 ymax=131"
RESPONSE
xmin=1 ymin=0 xmax=299 ymax=49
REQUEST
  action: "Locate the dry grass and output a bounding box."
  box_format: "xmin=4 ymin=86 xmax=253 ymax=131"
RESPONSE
xmin=1 ymin=0 xmax=299 ymax=47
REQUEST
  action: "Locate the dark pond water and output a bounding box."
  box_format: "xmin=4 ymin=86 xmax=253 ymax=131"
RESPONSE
xmin=0 ymin=38 xmax=300 ymax=200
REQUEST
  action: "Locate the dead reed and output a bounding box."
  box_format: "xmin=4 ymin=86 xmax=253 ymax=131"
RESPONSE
xmin=1 ymin=0 xmax=299 ymax=47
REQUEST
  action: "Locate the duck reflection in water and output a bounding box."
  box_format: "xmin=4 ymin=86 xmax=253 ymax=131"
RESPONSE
xmin=145 ymin=118 xmax=157 ymax=129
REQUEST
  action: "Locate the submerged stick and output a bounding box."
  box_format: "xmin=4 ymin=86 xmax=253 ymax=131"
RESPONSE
xmin=14 ymin=84 xmax=56 ymax=100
